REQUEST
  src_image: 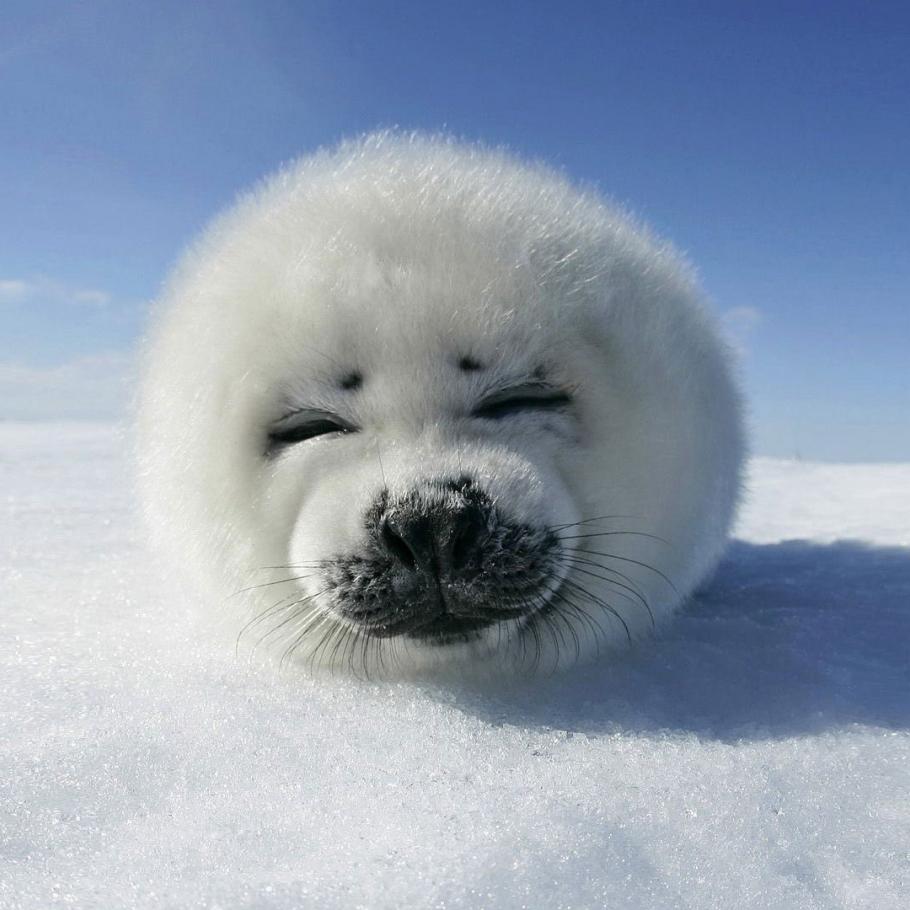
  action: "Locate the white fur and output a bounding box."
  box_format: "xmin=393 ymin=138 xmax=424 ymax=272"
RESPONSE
xmin=139 ymin=131 xmax=744 ymax=676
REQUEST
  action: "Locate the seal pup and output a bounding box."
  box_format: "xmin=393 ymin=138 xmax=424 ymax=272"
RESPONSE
xmin=139 ymin=131 xmax=744 ymax=676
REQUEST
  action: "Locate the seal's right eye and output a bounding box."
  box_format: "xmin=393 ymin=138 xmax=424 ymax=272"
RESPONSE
xmin=266 ymin=409 xmax=356 ymax=454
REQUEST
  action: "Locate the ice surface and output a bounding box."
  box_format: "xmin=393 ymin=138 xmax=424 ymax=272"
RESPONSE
xmin=2 ymin=424 xmax=908 ymax=909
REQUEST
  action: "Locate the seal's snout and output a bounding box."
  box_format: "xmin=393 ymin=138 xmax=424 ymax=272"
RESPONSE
xmin=379 ymin=494 xmax=487 ymax=583
xmin=321 ymin=477 xmax=561 ymax=643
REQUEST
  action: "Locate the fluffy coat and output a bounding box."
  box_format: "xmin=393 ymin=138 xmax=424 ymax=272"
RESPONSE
xmin=139 ymin=131 xmax=744 ymax=675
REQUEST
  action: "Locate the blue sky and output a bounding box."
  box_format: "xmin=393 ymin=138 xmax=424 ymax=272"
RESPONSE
xmin=1 ymin=0 xmax=907 ymax=460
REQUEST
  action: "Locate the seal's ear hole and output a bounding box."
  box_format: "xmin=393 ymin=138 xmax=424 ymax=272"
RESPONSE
xmin=339 ymin=371 xmax=363 ymax=390
xmin=457 ymin=356 xmax=483 ymax=373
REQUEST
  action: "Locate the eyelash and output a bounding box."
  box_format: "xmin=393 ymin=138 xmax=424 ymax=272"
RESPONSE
xmin=267 ymin=415 xmax=354 ymax=451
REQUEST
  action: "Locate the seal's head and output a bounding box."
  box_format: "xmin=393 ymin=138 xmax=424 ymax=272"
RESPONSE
xmin=139 ymin=131 xmax=744 ymax=675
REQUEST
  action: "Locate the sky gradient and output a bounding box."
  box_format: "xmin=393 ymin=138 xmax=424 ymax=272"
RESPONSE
xmin=1 ymin=0 xmax=907 ymax=460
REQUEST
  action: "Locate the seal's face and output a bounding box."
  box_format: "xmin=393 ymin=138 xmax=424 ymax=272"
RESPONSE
xmin=276 ymin=376 xmax=580 ymax=656
xmin=258 ymin=256 xmax=593 ymax=668
xmin=140 ymin=133 xmax=743 ymax=676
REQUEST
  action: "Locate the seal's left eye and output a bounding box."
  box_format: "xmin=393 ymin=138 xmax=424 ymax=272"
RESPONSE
xmin=267 ymin=410 xmax=356 ymax=453
xmin=472 ymin=385 xmax=572 ymax=420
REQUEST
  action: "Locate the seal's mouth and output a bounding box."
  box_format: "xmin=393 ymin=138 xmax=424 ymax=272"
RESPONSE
xmin=359 ymin=580 xmax=564 ymax=646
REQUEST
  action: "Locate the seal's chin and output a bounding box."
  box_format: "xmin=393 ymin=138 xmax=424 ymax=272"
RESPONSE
xmin=354 ymin=609 xmax=511 ymax=644
xmin=405 ymin=614 xmax=498 ymax=645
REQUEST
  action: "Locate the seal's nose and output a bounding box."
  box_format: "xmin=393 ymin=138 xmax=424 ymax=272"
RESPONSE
xmin=337 ymin=481 xmax=553 ymax=640
xmin=379 ymin=498 xmax=486 ymax=582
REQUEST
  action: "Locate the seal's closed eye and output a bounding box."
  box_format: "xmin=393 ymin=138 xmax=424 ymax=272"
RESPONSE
xmin=267 ymin=409 xmax=357 ymax=453
xmin=472 ymin=384 xmax=572 ymax=420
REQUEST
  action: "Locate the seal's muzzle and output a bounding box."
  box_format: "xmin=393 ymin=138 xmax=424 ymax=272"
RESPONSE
xmin=323 ymin=477 xmax=561 ymax=643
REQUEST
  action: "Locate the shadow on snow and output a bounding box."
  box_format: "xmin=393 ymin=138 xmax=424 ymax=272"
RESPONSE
xmin=440 ymin=540 xmax=910 ymax=741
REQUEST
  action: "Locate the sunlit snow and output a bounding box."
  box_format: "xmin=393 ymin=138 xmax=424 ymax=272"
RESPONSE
xmin=3 ymin=424 xmax=908 ymax=909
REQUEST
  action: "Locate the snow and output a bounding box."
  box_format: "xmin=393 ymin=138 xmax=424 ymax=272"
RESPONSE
xmin=3 ymin=423 xmax=908 ymax=909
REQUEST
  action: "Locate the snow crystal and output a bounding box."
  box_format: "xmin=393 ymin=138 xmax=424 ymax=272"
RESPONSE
xmin=2 ymin=424 xmax=908 ymax=909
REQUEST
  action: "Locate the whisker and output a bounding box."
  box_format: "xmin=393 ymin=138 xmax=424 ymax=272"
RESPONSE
xmin=230 ymin=574 xmax=316 ymax=597
xmin=562 ymin=557 xmax=655 ymax=628
xmin=375 ymin=440 xmax=387 ymax=488
xmin=332 ymin=626 xmax=360 ymax=672
xmin=274 ymin=596 xmax=334 ymax=671
xmin=358 ymin=626 xmax=373 ymax=681
xmin=556 ymin=530 xmax=669 ymax=545
xmin=577 ymin=549 xmax=679 ymax=594
xmin=236 ymin=590 xmax=312 ymax=655
xmin=560 ymin=578 xmax=632 ymax=642
xmin=548 ymin=514 xmax=647 ymax=532
xmin=255 ymin=590 xmax=329 ymax=652
xmin=327 ymin=623 xmax=352 ymax=677
xmin=550 ymin=588 xmax=606 ymax=657
xmin=563 ymin=552 xmax=649 ymax=597
xmin=306 ymin=616 xmax=343 ymax=674
xmin=526 ymin=604 xmax=543 ymax=674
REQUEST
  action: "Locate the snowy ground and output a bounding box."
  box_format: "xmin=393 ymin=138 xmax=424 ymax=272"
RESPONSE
xmin=2 ymin=423 xmax=908 ymax=909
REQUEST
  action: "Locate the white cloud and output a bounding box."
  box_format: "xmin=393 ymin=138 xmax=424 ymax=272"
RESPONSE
xmin=0 ymin=352 xmax=136 ymax=419
xmin=0 ymin=279 xmax=32 ymax=303
xmin=721 ymin=306 xmax=763 ymax=357
xmin=0 ymin=276 xmax=113 ymax=307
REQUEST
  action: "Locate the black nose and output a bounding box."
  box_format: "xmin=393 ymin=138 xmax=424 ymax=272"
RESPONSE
xmin=380 ymin=499 xmax=487 ymax=581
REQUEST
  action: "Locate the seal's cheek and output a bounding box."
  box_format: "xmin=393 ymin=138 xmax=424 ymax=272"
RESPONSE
xmin=290 ymin=473 xmax=380 ymax=570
